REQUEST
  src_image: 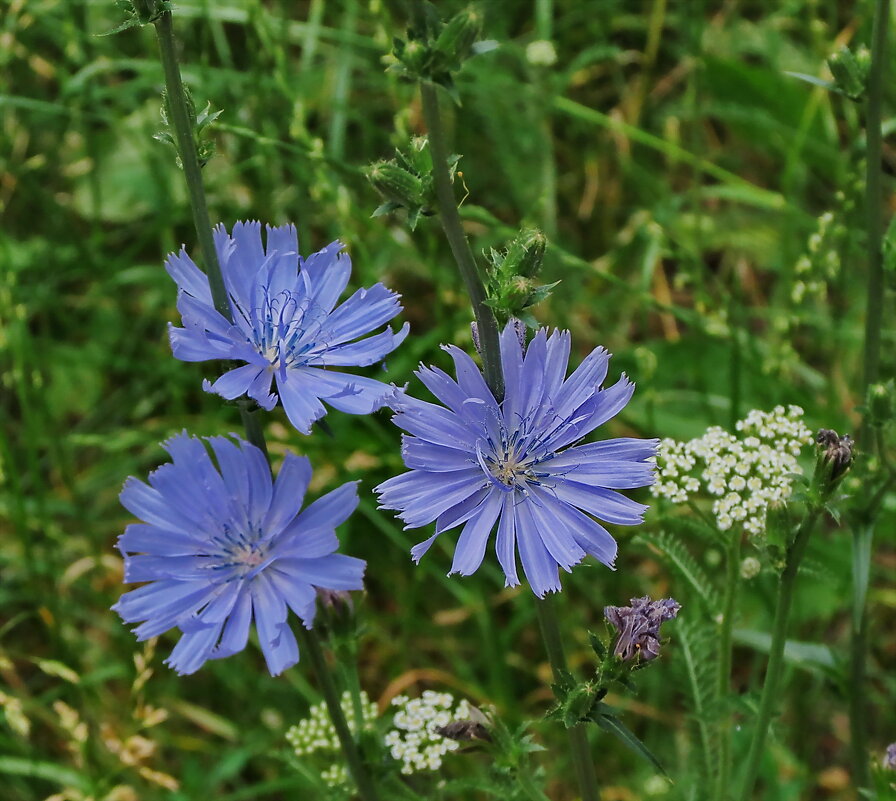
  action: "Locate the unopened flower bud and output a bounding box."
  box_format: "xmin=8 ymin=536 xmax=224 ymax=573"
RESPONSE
xmin=816 ymin=428 xmax=854 ymax=482
xmin=827 ymin=46 xmax=868 ymax=101
xmin=503 ymin=228 xmax=547 ymax=278
xmin=365 ymin=161 xmax=425 ymax=208
xmin=868 ymin=380 xmax=895 ymax=427
xmin=434 ymin=7 xmax=483 ymax=67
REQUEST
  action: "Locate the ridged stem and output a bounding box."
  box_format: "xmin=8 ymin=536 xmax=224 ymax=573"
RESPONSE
xmin=151 ymin=13 xmax=378 ymax=800
xmin=714 ymin=532 xmax=741 ymax=801
xmin=736 ymin=508 xmax=821 ymax=801
xmin=535 ymin=596 xmax=601 ymax=801
xmin=850 ymin=0 xmax=890 ymax=788
xmin=419 ymin=81 xmax=505 ymax=400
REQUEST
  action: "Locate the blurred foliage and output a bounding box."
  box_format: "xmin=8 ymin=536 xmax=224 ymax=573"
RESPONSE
xmin=0 ymin=0 xmax=894 ymax=799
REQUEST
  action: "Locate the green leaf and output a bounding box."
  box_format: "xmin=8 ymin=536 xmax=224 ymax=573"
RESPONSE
xmin=784 ymin=71 xmax=841 ymax=94
xmin=851 ymin=523 xmax=875 ymax=629
xmin=592 ymin=705 xmax=669 ymax=778
xmin=733 ymin=629 xmax=839 ymax=676
xmin=0 ymin=757 xmax=90 ymax=792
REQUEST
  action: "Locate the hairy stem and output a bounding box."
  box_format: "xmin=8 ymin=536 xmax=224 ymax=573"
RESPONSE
xmin=419 ymin=82 xmax=505 ymax=400
xmin=535 ymin=596 xmax=601 ymax=801
xmin=298 ymin=629 xmax=380 ymax=801
xmin=736 ymin=508 xmax=821 ymax=801
xmin=152 ymin=13 xmax=378 ymax=800
xmin=714 ymin=532 xmax=741 ymax=801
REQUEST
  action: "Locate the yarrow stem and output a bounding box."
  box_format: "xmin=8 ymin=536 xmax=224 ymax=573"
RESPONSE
xmin=736 ymin=506 xmax=822 ymax=801
xmin=714 ymin=531 xmax=741 ymax=801
xmin=418 ymin=81 xmax=505 ymax=400
xmin=151 ymin=11 xmax=378 ymax=801
xmin=534 ymin=596 xmax=601 ymax=801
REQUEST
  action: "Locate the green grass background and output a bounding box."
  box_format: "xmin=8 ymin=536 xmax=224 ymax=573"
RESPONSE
xmin=1 ymin=1 xmax=894 ymax=799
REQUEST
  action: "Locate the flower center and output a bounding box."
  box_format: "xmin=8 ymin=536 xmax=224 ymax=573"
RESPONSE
xmin=489 ymin=454 xmax=526 ymax=486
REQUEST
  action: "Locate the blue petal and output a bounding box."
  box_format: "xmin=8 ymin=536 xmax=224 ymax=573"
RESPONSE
xmin=376 ymin=469 xmax=484 ymax=528
xmin=113 ymin=579 xmax=210 ymax=623
xmin=264 ymin=567 xmax=317 ymax=624
xmin=495 ymin=494 xmax=519 ymax=587
xmin=544 ymin=458 xmax=656 ymax=490
xmin=120 ymin=478 xmax=194 ymax=536
xmin=526 ymin=488 xmax=586 ymax=571
xmin=415 ymin=365 xmax=470 ymax=415
xmin=552 ymin=345 xmax=610 ymax=421
xmin=297 ymin=367 xmax=395 ymax=414
xmin=165 ymin=620 xmax=224 ymax=675
xmin=435 ymin=486 xmax=492 ymax=534
xmin=118 ymin=523 xmax=203 ymax=556
xmin=252 ymin=576 xmax=299 ymax=675
xmin=442 ymin=345 xmax=497 ymax=406
xmin=276 ymin=373 xmax=327 ymax=434
xmin=262 ymin=453 xmax=312 ymax=537
xmin=322 ymin=281 xmax=401 ymax=344
xmin=301 ymin=242 xmax=350 ymax=315
xmin=311 ymin=322 xmax=409 ymax=367
xmin=390 ymin=395 xmax=474 ymax=449
xmin=551 ymin=479 xmax=649 ymax=526
xmin=449 ymin=491 xmax=503 ymax=576
xmin=165 ymin=248 xmax=212 ymax=303
xmin=278 ymin=553 xmax=365 ymax=591
xmin=514 ymin=501 xmax=561 ymax=597
xmin=205 ymin=364 xmax=268 ymax=401
xmin=168 ymin=324 xmax=233 ymax=362
xmin=401 ymin=437 xmax=476 ymax=472
xmin=550 ymin=437 xmax=658 ymax=464
xmin=292 ymin=481 xmax=359 ymax=539
xmin=212 ymin=588 xmax=253 ymax=659
xmin=499 ymin=321 xmax=525 ymax=421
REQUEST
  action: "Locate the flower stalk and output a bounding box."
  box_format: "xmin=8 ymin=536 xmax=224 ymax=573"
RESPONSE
xmin=735 ymin=506 xmax=822 ymax=801
xmin=851 ymin=0 xmax=890 ymax=787
xmin=150 ymin=11 xmax=379 ymax=800
xmin=535 ymin=595 xmax=601 ymax=801
xmin=418 ymin=81 xmax=504 ymax=400
xmin=714 ymin=531 xmax=741 ymax=800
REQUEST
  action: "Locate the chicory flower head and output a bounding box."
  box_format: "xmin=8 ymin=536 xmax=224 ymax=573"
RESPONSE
xmin=604 ymin=596 xmax=681 ymax=661
xmin=375 ymin=323 xmax=657 ymax=597
xmin=166 ymin=221 xmax=409 ymax=434
xmin=113 ymin=433 xmax=365 ymax=676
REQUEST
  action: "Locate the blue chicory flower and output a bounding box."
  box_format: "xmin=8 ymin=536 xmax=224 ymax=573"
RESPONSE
xmin=166 ymin=221 xmax=409 ymax=434
xmin=375 ymin=323 xmax=657 ymax=597
xmin=113 ymin=432 xmax=365 ymax=675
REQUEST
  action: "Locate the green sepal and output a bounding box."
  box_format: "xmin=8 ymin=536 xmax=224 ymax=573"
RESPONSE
xmin=589 ymin=631 xmax=607 ymax=660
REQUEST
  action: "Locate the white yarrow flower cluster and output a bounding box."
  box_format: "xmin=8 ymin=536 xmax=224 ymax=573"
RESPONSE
xmin=286 ymin=690 xmax=378 ymax=788
xmin=652 ymin=405 xmax=813 ymax=536
xmin=384 ymin=691 xmax=472 ymax=775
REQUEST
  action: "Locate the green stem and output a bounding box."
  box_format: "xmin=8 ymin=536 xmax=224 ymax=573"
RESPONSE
xmin=714 ymin=532 xmax=741 ymax=801
xmin=298 ymin=629 xmax=380 ymax=801
xmin=534 ymin=596 xmax=601 ymax=801
xmin=861 ymin=0 xmax=889 ymax=405
xmin=851 ymin=0 xmax=890 ymax=788
xmin=419 ymin=81 xmax=504 ymax=400
xmin=152 ymin=13 xmax=378 ymax=800
xmin=736 ymin=508 xmax=822 ymax=801
xmin=153 ymin=11 xmax=229 ymax=319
